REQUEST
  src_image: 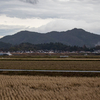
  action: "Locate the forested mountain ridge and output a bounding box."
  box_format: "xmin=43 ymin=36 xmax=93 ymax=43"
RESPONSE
xmin=0 ymin=28 xmax=100 ymax=47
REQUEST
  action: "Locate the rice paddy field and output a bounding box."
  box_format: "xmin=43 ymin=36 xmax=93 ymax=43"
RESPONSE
xmin=0 ymin=60 xmax=100 ymax=71
xmin=0 ymin=57 xmax=100 ymax=76
xmin=0 ymin=75 xmax=100 ymax=100
xmin=0 ymin=57 xmax=100 ymax=99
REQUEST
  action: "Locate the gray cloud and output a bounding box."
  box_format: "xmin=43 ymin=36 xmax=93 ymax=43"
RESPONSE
xmin=0 ymin=25 xmax=26 ymax=36
xmin=32 ymin=19 xmax=100 ymax=34
xmin=0 ymin=0 xmax=100 ymax=36
xmin=0 ymin=0 xmax=100 ymax=20
xmin=20 ymin=0 xmax=38 ymax=4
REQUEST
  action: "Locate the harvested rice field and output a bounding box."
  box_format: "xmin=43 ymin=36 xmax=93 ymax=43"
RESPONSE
xmin=0 ymin=75 xmax=100 ymax=100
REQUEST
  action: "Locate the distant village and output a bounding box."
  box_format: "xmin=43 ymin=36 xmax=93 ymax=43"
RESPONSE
xmin=0 ymin=49 xmax=100 ymax=56
xmin=0 ymin=42 xmax=100 ymax=56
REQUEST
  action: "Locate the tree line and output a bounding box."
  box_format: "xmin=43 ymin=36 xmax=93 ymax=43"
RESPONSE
xmin=0 ymin=42 xmax=100 ymax=52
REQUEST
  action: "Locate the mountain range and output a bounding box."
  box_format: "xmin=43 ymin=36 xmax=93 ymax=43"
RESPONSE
xmin=0 ymin=28 xmax=100 ymax=47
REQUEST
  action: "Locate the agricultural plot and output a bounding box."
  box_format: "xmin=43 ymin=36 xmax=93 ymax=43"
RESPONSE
xmin=0 ymin=75 xmax=100 ymax=100
xmin=0 ymin=60 xmax=100 ymax=71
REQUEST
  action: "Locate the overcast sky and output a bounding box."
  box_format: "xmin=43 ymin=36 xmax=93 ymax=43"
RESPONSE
xmin=0 ymin=0 xmax=100 ymax=38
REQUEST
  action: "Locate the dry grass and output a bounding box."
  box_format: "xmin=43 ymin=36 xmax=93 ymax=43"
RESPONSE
xmin=0 ymin=75 xmax=100 ymax=100
xmin=0 ymin=61 xmax=100 ymax=71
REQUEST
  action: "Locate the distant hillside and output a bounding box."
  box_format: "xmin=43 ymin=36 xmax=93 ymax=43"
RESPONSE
xmin=0 ymin=28 xmax=100 ymax=47
xmin=0 ymin=41 xmax=12 ymax=49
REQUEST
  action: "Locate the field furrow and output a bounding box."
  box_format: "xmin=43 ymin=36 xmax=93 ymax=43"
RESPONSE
xmin=0 ymin=75 xmax=100 ymax=100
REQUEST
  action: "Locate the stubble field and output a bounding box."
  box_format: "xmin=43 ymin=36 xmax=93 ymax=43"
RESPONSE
xmin=0 ymin=75 xmax=100 ymax=100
